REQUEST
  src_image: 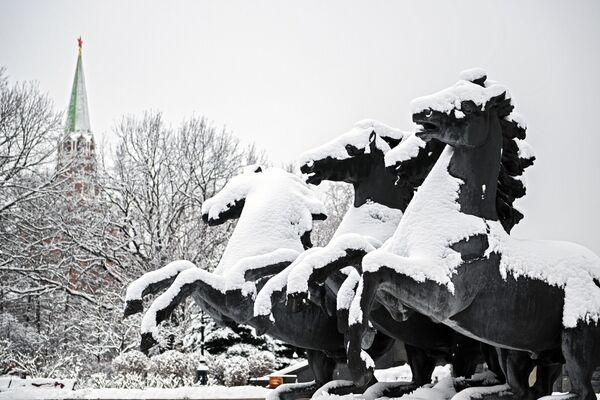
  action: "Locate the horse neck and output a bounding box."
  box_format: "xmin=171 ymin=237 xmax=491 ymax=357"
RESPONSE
xmin=353 ymin=156 xmax=409 ymax=211
xmin=215 ymin=194 xmax=305 ymax=274
xmin=447 ymin=118 xmax=503 ymax=220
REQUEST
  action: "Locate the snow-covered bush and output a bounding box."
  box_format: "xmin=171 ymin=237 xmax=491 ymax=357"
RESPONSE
xmin=226 ymin=343 xmax=256 ymax=357
xmin=205 ymin=343 xmax=276 ymax=386
xmin=112 ymin=350 xmax=152 ymax=375
xmin=86 ymin=371 xmax=147 ymax=389
xmin=205 ymin=353 xmax=228 ymax=384
xmin=86 ymin=372 xmax=111 ymax=389
xmin=94 ymin=350 xmax=198 ymax=388
xmin=150 ymin=350 xmax=195 ymax=380
xmin=247 ymin=350 xmax=276 ymax=377
xmin=223 ymin=355 xmax=250 ymax=386
xmin=0 ymin=339 xmax=15 ymax=375
xmin=0 ymin=313 xmax=44 ymax=355
xmin=226 ymin=343 xmax=276 ymax=377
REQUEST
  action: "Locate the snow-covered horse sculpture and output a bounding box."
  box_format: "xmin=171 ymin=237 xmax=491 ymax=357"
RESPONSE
xmin=253 ymin=120 xmax=500 ymax=398
xmin=123 ymin=166 xmax=326 ymax=345
xmin=252 ymin=121 xmax=407 ymax=397
xmin=124 ymin=166 xmax=391 ymax=400
xmin=348 ymin=70 xmax=600 ymax=400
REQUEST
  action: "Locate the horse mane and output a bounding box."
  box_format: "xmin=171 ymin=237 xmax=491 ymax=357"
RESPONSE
xmin=392 ymin=138 xmax=445 ymax=197
xmin=473 ymin=74 xmax=535 ymax=232
xmin=393 ymin=72 xmax=535 ymax=233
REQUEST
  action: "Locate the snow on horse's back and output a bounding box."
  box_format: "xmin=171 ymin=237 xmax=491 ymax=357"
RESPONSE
xmin=202 ymin=167 xmax=326 ymax=275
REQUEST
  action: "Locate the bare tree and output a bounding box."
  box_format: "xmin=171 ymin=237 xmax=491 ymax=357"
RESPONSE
xmin=0 ymin=67 xmax=66 ymax=216
xmin=107 ymin=112 xmax=247 ymax=274
xmin=311 ymin=182 xmax=353 ymax=246
xmin=0 ymin=86 xmax=280 ymax=381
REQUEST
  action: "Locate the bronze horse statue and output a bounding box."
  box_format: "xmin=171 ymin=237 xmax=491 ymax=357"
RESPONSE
xmin=124 ymin=166 xmax=395 ymax=400
xmin=347 ymin=71 xmax=600 ymax=400
xmin=256 ymin=120 xmax=506 ymax=398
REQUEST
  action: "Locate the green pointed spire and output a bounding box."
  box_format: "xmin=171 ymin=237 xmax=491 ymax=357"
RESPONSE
xmin=65 ymin=38 xmax=91 ymax=133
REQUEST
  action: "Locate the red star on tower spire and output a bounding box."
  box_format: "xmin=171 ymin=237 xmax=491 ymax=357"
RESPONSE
xmin=77 ymin=36 xmax=83 ymax=54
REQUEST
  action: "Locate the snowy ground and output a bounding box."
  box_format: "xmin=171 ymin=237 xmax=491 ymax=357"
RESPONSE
xmin=0 ymin=385 xmax=270 ymax=400
xmin=374 ymin=364 xmax=451 ymax=383
xmin=2 ymin=368 xmax=600 ymax=400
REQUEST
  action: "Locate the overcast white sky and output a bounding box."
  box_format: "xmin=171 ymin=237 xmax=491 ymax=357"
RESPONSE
xmin=1 ymin=0 xmax=599 ymax=253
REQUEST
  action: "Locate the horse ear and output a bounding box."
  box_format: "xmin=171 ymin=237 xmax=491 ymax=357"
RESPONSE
xmin=253 ymin=166 xmax=263 ymax=173
xmin=369 ymin=131 xmax=377 ymax=143
xmin=345 ymin=144 xmax=365 ymax=157
xmin=460 ymin=100 xmax=479 ymax=114
xmin=380 ymin=135 xmax=401 ymax=149
xmin=369 ymin=131 xmax=379 ymax=153
xmin=312 ymin=213 xmax=327 ymax=221
xmin=471 ymin=75 xmax=487 ymax=87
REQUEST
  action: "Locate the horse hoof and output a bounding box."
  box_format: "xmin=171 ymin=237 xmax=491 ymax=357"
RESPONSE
xmin=251 ymin=315 xmax=274 ymax=335
xmin=123 ymin=299 xmax=143 ymax=317
xmin=349 ymin=354 xmax=374 ymax=389
xmin=140 ymin=332 xmax=158 ymax=354
xmin=287 ymin=292 xmax=307 ymax=313
xmin=361 ymin=326 xmax=376 ymax=349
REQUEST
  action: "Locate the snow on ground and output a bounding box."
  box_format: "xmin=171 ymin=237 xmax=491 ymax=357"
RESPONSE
xmin=0 ymin=377 xmax=76 ymax=391
xmin=311 ymin=375 xmax=455 ymax=400
xmin=451 ymin=384 xmax=511 ymax=400
xmin=398 ymin=377 xmax=457 ymax=400
xmin=0 ymin=385 xmax=270 ymax=400
xmin=374 ymin=364 xmax=451 ymax=383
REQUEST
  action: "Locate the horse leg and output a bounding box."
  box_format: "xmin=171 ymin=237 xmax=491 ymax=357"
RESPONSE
xmin=336 ymin=270 xmax=360 ymax=333
xmin=287 ymin=247 xmax=367 ymax=312
xmin=361 ymin=344 xmax=426 ymax=400
xmin=451 ymin=334 xmax=481 ymax=379
xmin=562 ymin=325 xmax=598 ymax=400
xmin=124 ymin=260 xmax=195 ymax=316
xmin=367 ymin=331 xmax=396 ymax=361
xmin=347 ymin=269 xmax=386 ymax=387
xmin=406 ymin=344 xmax=436 ymax=386
xmin=482 ymin=345 xmax=506 ymax=384
xmin=140 ymin=269 xmax=232 ymax=352
xmin=530 ymin=362 xmax=563 ymax=398
xmin=497 ymin=348 xmax=536 ymax=400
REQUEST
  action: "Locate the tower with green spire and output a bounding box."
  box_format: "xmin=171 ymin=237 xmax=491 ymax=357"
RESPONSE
xmin=58 ymin=37 xmax=97 ymax=195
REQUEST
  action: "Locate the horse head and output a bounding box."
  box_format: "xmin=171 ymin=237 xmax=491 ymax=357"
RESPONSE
xmin=200 ymin=164 xmax=264 ymax=226
xmin=409 ymin=71 xmax=534 ymax=232
xmin=412 ymin=80 xmax=512 ymax=150
xmin=299 ymin=119 xmax=405 ymax=186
